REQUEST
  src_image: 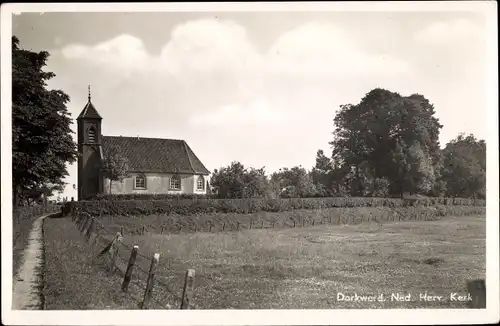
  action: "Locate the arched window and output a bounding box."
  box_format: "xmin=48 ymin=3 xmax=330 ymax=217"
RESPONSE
xmin=170 ymin=174 xmax=181 ymax=190
xmin=197 ymin=176 xmax=205 ymax=191
xmin=88 ymin=126 xmax=96 ymax=143
xmin=135 ymin=174 xmax=146 ymax=189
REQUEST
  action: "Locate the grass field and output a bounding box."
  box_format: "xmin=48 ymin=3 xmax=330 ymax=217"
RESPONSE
xmin=44 ymin=211 xmax=485 ymax=309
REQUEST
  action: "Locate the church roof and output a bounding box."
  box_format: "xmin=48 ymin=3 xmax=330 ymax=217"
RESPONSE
xmin=77 ymin=101 xmax=102 ymax=120
xmin=101 ymin=136 xmax=210 ymax=175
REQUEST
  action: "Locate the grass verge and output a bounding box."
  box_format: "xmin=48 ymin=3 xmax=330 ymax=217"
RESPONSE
xmin=43 ymin=215 xmax=141 ymax=309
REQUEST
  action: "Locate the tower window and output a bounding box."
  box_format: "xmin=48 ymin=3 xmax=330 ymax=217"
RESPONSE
xmin=170 ymin=174 xmax=181 ymax=190
xmin=88 ymin=127 xmax=96 ymax=143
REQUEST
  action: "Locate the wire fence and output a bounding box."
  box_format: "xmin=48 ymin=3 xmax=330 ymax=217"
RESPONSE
xmin=70 ymin=205 xmax=198 ymax=310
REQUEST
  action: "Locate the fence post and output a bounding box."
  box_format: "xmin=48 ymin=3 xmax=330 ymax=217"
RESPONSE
xmin=142 ymin=225 xmax=145 ymax=235
xmin=122 ymin=246 xmax=139 ymax=292
xmin=141 ymin=253 xmax=160 ymax=309
xmin=223 ymin=222 xmax=226 ymax=231
xmin=467 ymin=279 xmax=486 ymax=308
xmin=250 ymin=221 xmax=253 ymax=229
xmin=293 ymin=220 xmax=296 ymax=228
xmin=180 ymin=269 xmax=196 ymax=309
xmin=209 ymin=224 xmax=212 ymax=232
xmin=237 ymin=222 xmax=240 ymax=231
xmin=120 ymin=225 xmax=124 ymax=236
xmin=85 ymin=217 xmax=96 ymax=242
xmin=107 ymin=232 xmax=123 ymax=274
xmin=272 ymin=221 xmax=275 ymax=228
xmin=312 ymin=220 xmax=315 ymax=226
xmin=161 ymin=226 xmax=164 ymax=234
xmin=81 ymin=214 xmax=91 ymax=233
xmin=261 ymin=221 xmax=264 ymax=228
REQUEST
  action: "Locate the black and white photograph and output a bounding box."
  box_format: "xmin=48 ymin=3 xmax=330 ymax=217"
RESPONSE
xmin=1 ymin=2 xmax=498 ymax=325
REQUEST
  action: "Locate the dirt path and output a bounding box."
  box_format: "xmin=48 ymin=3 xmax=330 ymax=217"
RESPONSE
xmin=12 ymin=215 xmax=47 ymax=310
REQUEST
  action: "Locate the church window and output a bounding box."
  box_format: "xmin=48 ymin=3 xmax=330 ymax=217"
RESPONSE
xmin=135 ymin=174 xmax=146 ymax=189
xmin=197 ymin=176 xmax=205 ymax=191
xmin=170 ymin=174 xmax=181 ymax=190
xmin=88 ymin=126 xmax=96 ymax=143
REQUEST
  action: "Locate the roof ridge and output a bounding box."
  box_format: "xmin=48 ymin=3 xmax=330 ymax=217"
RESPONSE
xmin=182 ymin=140 xmax=196 ymax=174
xmin=103 ymin=135 xmax=185 ymax=142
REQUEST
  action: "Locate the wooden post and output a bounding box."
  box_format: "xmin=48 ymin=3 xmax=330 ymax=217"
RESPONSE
xmin=223 ymin=222 xmax=226 ymax=231
xmin=81 ymin=215 xmax=91 ymax=233
xmin=141 ymin=253 xmax=160 ymax=309
xmin=180 ymin=269 xmax=196 ymax=309
xmin=237 ymin=222 xmax=240 ymax=231
xmin=209 ymin=224 xmax=212 ymax=232
xmin=272 ymin=221 xmax=275 ymax=228
xmin=329 ymin=216 xmax=332 ymax=224
xmin=85 ymin=217 xmax=96 ymax=242
xmin=293 ymin=220 xmax=296 ymax=228
xmin=261 ymin=221 xmax=264 ymax=228
xmin=78 ymin=214 xmax=87 ymax=231
xmin=312 ymin=220 xmax=315 ymax=226
xmin=250 ymin=221 xmax=253 ymax=229
xmin=142 ymin=225 xmax=146 ymax=235
xmin=107 ymin=232 xmax=123 ymax=273
xmin=121 ymin=246 xmax=139 ymax=292
xmin=161 ymin=226 xmax=164 ymax=234
xmin=467 ymin=279 xmax=486 ymax=308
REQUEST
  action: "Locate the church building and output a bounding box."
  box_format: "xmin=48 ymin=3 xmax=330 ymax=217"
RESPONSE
xmin=77 ymin=89 xmax=210 ymax=200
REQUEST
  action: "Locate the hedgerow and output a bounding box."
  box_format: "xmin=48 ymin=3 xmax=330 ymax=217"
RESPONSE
xmin=68 ymin=196 xmax=485 ymax=217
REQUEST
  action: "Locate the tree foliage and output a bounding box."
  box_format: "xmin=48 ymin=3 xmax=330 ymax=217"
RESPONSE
xmin=330 ymin=88 xmax=443 ymax=197
xmin=440 ymin=133 xmax=486 ymax=199
xmin=210 ymin=162 xmax=270 ymax=198
xmin=271 ymin=166 xmax=318 ymax=198
xmin=12 ymin=36 xmax=77 ymax=206
xmin=101 ymin=149 xmax=130 ymax=194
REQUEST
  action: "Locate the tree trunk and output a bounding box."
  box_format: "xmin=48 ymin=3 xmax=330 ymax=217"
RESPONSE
xmin=13 ymin=184 xmax=21 ymax=208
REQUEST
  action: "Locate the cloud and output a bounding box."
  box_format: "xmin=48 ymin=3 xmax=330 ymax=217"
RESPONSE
xmin=62 ymin=34 xmax=151 ymax=73
xmin=56 ymin=18 xmax=415 ymax=157
xmin=266 ymin=22 xmax=411 ymax=76
xmin=414 ymin=18 xmax=484 ymax=46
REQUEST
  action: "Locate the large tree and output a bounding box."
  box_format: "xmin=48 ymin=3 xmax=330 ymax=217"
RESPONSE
xmin=440 ymin=133 xmax=486 ymax=199
xmin=330 ymin=88 xmax=443 ymax=197
xmin=12 ymin=36 xmax=77 ymax=206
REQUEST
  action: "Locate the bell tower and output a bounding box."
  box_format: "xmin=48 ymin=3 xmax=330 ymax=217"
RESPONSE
xmin=77 ymin=86 xmax=103 ymax=200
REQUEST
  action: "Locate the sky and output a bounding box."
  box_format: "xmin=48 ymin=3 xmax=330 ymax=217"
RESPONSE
xmin=11 ymin=8 xmax=491 ymax=200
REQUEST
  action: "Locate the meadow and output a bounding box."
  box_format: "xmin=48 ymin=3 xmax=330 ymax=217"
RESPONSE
xmin=44 ymin=208 xmax=486 ymax=309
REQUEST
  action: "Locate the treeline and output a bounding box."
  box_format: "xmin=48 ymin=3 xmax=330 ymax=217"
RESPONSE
xmin=210 ymin=89 xmax=486 ymax=200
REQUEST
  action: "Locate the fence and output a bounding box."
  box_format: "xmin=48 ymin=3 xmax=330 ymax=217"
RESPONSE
xmin=75 ymin=205 xmax=485 ymax=236
xmin=71 ymin=205 xmax=199 ymax=309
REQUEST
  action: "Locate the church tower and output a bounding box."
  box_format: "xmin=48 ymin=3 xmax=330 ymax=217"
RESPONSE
xmin=77 ymin=86 xmax=103 ymax=200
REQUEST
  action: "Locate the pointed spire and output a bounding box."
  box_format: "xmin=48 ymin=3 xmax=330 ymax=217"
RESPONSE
xmin=77 ymin=85 xmax=102 ymax=120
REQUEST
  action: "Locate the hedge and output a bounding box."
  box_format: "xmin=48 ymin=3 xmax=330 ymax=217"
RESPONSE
xmin=67 ymin=196 xmax=486 ymax=217
xmin=13 ymin=204 xmax=62 ymax=223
